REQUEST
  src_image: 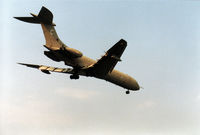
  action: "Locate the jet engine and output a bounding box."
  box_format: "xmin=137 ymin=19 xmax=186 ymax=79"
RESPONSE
xmin=44 ymin=51 xmax=61 ymax=62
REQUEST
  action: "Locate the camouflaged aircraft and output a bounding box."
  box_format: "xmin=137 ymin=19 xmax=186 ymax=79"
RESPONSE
xmin=14 ymin=6 xmax=140 ymax=94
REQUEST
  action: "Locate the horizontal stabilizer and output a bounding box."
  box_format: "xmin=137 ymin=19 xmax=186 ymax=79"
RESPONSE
xmin=14 ymin=17 xmax=40 ymax=24
xmin=14 ymin=6 xmax=55 ymax=26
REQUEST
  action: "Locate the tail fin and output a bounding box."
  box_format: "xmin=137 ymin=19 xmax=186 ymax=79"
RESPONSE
xmin=14 ymin=6 xmax=66 ymax=50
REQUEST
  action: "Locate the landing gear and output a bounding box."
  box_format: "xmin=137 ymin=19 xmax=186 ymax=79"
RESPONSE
xmin=70 ymin=74 xmax=79 ymax=79
xmin=126 ymin=90 xmax=130 ymax=94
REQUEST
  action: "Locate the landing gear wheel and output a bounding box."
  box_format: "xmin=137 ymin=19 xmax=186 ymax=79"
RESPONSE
xmin=70 ymin=74 xmax=79 ymax=79
xmin=126 ymin=90 xmax=130 ymax=94
xmin=70 ymin=75 xmax=74 ymax=79
xmin=75 ymin=75 xmax=79 ymax=79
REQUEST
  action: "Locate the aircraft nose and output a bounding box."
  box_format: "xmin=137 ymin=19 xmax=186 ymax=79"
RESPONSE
xmin=135 ymin=81 xmax=140 ymax=90
xmin=130 ymin=78 xmax=140 ymax=91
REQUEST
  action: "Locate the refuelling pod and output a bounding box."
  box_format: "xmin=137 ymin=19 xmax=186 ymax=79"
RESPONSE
xmin=41 ymin=70 xmax=51 ymax=74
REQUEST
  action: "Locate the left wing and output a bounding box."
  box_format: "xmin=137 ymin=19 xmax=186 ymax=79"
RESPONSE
xmin=18 ymin=63 xmax=82 ymax=75
xmin=87 ymin=39 xmax=127 ymax=77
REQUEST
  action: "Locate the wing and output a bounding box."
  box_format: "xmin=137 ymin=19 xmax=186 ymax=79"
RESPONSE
xmin=18 ymin=63 xmax=75 ymax=74
xmin=87 ymin=39 xmax=127 ymax=77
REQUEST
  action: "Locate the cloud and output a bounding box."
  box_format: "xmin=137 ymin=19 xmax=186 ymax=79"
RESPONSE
xmin=136 ymin=100 xmax=156 ymax=110
xmin=196 ymin=93 xmax=200 ymax=103
xmin=54 ymin=87 xmax=99 ymax=100
xmin=0 ymin=97 xmax=77 ymax=135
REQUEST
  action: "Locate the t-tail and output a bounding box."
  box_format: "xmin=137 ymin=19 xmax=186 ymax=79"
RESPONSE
xmin=14 ymin=6 xmax=66 ymax=50
xmin=14 ymin=6 xmax=83 ymax=64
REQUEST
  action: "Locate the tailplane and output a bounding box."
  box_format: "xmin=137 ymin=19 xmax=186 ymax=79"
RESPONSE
xmin=14 ymin=6 xmax=55 ymax=26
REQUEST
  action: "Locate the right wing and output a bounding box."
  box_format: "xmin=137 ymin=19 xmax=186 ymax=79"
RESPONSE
xmin=86 ymin=39 xmax=127 ymax=77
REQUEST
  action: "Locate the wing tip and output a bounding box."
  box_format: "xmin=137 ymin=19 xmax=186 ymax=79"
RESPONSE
xmin=17 ymin=62 xmax=26 ymax=65
xmin=119 ymin=39 xmax=127 ymax=44
xmin=17 ymin=62 xmax=40 ymax=68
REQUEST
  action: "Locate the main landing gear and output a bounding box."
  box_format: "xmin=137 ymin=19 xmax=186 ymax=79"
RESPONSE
xmin=126 ymin=90 xmax=130 ymax=94
xmin=70 ymin=74 xmax=79 ymax=79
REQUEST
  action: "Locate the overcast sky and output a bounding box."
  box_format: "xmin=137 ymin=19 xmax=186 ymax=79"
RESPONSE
xmin=1 ymin=0 xmax=200 ymax=135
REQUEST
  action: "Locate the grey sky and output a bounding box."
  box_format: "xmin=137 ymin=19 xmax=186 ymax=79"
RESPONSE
xmin=1 ymin=0 xmax=200 ymax=135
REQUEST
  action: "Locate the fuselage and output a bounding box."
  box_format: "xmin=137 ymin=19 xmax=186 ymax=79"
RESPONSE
xmin=40 ymin=19 xmax=140 ymax=91
xmin=67 ymin=55 xmax=140 ymax=91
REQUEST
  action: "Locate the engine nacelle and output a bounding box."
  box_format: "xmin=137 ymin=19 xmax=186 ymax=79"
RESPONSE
xmin=44 ymin=51 xmax=61 ymax=62
xmin=65 ymin=47 xmax=83 ymax=58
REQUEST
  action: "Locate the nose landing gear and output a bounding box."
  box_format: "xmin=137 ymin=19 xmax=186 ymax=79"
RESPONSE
xmin=126 ymin=90 xmax=130 ymax=94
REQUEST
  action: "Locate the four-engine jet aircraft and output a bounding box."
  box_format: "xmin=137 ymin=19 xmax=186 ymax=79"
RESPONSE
xmin=14 ymin=6 xmax=140 ymax=94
